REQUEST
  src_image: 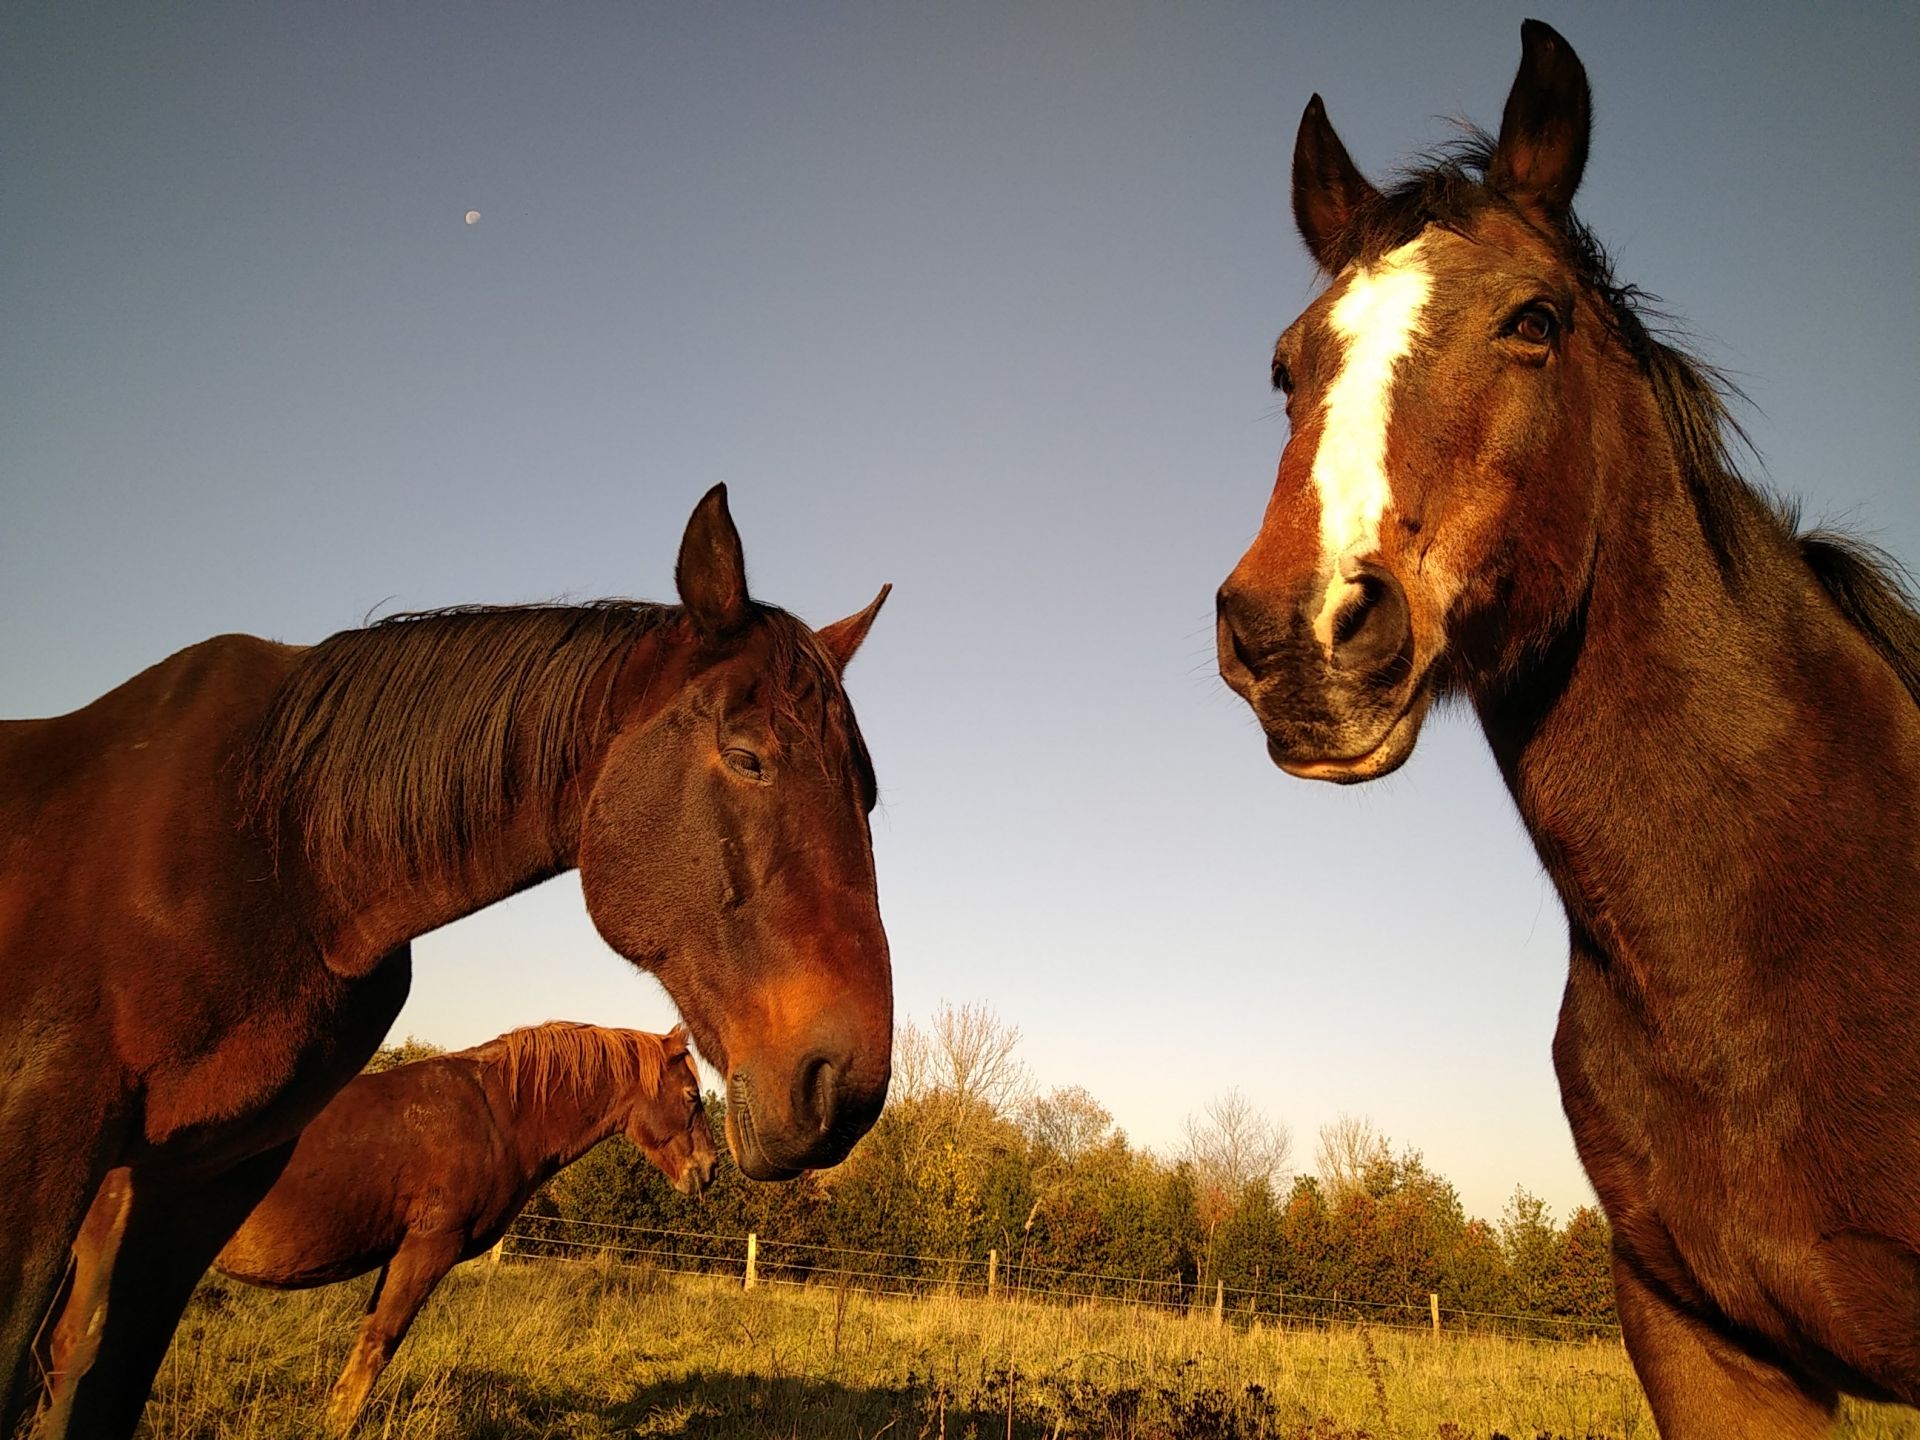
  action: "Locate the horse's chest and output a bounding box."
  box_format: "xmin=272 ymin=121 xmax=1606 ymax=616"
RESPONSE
xmin=1551 ymin=957 xmax=1920 ymax=1385
xmin=133 ymin=952 xmax=411 ymax=1169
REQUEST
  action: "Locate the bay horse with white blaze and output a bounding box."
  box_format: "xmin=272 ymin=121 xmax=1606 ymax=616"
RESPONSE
xmin=48 ymin=1022 xmax=716 ymax=1432
xmin=0 ymin=485 xmax=893 ymax=1438
xmin=1217 ymin=21 xmax=1919 ymax=1438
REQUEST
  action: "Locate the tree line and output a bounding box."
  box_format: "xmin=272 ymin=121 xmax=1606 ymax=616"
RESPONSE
xmin=374 ymin=1004 xmax=1615 ymax=1336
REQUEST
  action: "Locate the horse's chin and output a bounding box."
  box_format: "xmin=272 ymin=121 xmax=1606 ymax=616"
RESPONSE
xmin=1267 ymin=691 xmax=1431 ymax=784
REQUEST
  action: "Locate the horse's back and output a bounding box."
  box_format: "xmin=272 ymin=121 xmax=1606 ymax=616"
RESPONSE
xmin=0 ymin=633 xmax=303 ymax=843
xmin=215 ymin=1056 xmax=513 ymax=1288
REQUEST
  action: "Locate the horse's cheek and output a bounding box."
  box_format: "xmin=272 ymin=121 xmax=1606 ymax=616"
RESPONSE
xmin=577 ymin=776 xmax=661 ymax=965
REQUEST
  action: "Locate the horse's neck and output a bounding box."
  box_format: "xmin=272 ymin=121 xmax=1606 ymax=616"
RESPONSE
xmin=492 ymin=1061 xmax=633 ymax=1174
xmin=1477 ymin=442 xmax=1918 ymax=1014
xmin=306 ymin=627 xmax=682 ymax=971
xmin=314 ymin=802 xmax=580 ymax=973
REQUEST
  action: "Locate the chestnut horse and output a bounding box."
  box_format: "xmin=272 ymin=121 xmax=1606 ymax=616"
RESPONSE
xmin=0 ymin=485 xmax=893 ymax=1438
xmin=1217 ymin=21 xmax=1919 ymax=1438
xmin=47 ymin=1022 xmax=717 ymax=1432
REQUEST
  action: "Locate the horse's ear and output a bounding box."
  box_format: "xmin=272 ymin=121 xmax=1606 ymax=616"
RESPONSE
xmin=663 ymin=1024 xmax=690 ymax=1060
xmin=1293 ymin=94 xmax=1378 ymax=273
xmin=676 ymin=484 xmax=751 ymax=637
xmin=1487 ymin=19 xmax=1591 ymax=223
xmin=815 ymin=583 xmax=891 ymax=675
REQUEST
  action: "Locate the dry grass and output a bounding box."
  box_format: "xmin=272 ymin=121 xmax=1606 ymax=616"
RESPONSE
xmin=136 ymin=1259 xmax=1919 ymax=1439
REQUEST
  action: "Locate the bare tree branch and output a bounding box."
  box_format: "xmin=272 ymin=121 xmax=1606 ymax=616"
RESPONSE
xmin=1181 ymin=1088 xmax=1292 ymax=1230
xmin=923 ymin=1000 xmax=1030 ymax=1117
xmin=1315 ymin=1112 xmax=1390 ymax=1200
xmin=1022 ymin=1084 xmax=1114 ymax=1166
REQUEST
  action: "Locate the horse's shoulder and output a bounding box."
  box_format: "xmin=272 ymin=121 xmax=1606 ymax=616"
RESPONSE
xmin=13 ymin=632 xmax=302 ymax=742
xmin=3 ymin=635 xmax=295 ymax=831
xmin=119 ymin=631 xmax=306 ymax=711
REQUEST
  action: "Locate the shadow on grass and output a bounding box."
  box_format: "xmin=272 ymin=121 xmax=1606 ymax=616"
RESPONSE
xmin=378 ymin=1362 xmax=1297 ymax=1440
xmin=398 ymin=1363 xmax=1626 ymax=1440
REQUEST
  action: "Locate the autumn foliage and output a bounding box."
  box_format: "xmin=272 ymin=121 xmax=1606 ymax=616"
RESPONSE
xmin=370 ymin=1008 xmax=1615 ymax=1335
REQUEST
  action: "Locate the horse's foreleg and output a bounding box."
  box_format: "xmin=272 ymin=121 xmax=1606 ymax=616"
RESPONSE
xmin=325 ymin=1231 xmax=462 ymax=1433
xmin=1614 ymin=1256 xmax=1836 ymax=1439
xmin=37 ymin=1168 xmax=133 ymax=1408
xmin=0 ymin=1086 xmax=117 ymax=1439
xmin=42 ymin=1145 xmax=293 ymax=1440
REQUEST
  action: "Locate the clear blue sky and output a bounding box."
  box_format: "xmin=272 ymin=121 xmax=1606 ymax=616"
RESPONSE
xmin=5 ymin=3 xmax=1915 ymax=1223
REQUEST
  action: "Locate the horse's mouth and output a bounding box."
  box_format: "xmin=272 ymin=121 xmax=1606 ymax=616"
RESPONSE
xmin=1265 ymin=688 xmax=1432 ymax=784
xmin=724 ymin=1072 xmax=803 ymax=1183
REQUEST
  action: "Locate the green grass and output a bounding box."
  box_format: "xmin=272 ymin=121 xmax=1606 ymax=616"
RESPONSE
xmin=136 ymin=1259 xmax=1919 ymax=1439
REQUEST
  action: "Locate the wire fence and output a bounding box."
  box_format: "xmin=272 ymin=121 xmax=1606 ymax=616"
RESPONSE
xmin=498 ymin=1213 xmax=1623 ymax=1345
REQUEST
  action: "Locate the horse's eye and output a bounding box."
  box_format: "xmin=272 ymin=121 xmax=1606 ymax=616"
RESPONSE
xmin=1511 ymin=304 xmax=1559 ymax=345
xmin=723 ymin=747 xmax=765 ymax=779
xmin=1271 ymin=358 xmax=1295 ymax=395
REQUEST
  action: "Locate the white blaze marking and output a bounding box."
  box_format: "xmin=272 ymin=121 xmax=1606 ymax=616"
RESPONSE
xmin=1309 ymin=236 xmax=1432 ymax=647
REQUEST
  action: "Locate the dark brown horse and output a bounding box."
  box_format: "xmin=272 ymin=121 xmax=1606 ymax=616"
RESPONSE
xmin=1217 ymin=21 xmax=1919 ymax=1437
xmin=0 ymin=485 xmax=893 ymax=1438
xmin=47 ymin=1022 xmax=716 ymax=1432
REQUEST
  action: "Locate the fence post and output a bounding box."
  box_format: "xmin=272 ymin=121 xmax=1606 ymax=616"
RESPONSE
xmin=489 ymin=1236 xmax=505 ymax=1265
xmin=1429 ymin=1292 xmax=1441 ymax=1337
xmin=987 ymin=1248 xmax=998 ymax=1298
xmin=745 ymin=1232 xmax=758 ymax=1290
xmin=1213 ymin=1280 xmax=1224 ymax=1325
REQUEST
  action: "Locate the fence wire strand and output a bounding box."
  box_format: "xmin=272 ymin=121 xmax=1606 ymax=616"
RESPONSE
xmin=497 ymin=1215 xmax=1622 ymax=1345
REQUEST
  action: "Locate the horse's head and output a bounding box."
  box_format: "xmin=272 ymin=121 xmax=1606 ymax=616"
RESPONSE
xmin=1219 ymin=21 xmax=1609 ymax=781
xmin=623 ymin=1026 xmax=720 ymax=1198
xmin=580 ymin=486 xmax=892 ymax=1180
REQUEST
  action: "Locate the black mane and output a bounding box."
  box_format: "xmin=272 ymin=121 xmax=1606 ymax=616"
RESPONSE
xmin=249 ymin=600 xmax=671 ymax=890
xmin=248 ymin=598 xmax=854 ymax=892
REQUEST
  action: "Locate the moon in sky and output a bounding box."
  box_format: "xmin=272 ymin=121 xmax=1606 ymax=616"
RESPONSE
xmin=464 ymin=210 xmax=481 ymax=225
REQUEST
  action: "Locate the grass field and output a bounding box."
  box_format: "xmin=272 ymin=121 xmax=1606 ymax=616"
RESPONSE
xmin=135 ymin=1258 xmax=1919 ymax=1439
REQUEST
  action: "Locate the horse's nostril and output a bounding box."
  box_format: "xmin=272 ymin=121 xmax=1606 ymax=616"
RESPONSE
xmin=1230 ymin=625 xmax=1259 ymax=675
xmin=1217 ymin=587 xmax=1268 ymax=680
xmin=1332 ymin=575 xmax=1385 ymax=647
xmin=794 ymin=1053 xmax=840 ymax=1137
xmin=1330 ymin=564 xmax=1411 ymax=673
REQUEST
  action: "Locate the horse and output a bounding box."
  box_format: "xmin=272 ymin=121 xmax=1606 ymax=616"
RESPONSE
xmin=1216 ymin=21 xmax=1919 ymax=1437
xmin=46 ymin=1021 xmax=717 ymax=1432
xmin=0 ymin=485 xmax=894 ymax=1438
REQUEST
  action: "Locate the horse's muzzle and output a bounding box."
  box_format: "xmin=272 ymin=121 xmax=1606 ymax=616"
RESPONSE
xmin=1216 ymin=573 xmax=1429 ymax=783
xmin=725 ymin=1057 xmax=888 ymax=1180
xmin=676 ymin=1151 xmax=719 ymax=1197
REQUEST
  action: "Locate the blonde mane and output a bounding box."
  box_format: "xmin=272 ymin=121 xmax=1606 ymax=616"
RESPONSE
xmin=461 ymin=1021 xmax=674 ymax=1111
